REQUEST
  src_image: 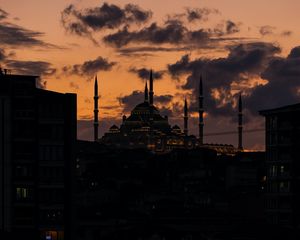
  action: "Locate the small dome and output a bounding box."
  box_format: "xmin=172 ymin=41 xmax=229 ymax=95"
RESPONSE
xmin=110 ymin=125 xmax=119 ymax=130
xmin=172 ymin=125 xmax=181 ymax=130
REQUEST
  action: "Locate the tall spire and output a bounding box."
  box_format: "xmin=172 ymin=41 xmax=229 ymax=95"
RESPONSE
xmin=238 ymin=93 xmax=243 ymax=151
xmin=149 ymin=69 xmax=154 ymax=105
xmin=144 ymin=80 xmax=149 ymax=102
xmin=94 ymin=76 xmax=99 ymax=141
xmin=199 ymin=75 xmax=204 ymax=145
xmin=184 ymin=97 xmax=188 ymax=136
xmin=148 ymin=69 xmax=154 ymax=149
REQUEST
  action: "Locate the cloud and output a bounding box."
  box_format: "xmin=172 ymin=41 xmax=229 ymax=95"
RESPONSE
xmin=0 ymin=9 xmax=57 ymax=48
xmin=281 ymin=30 xmax=292 ymax=37
xmin=0 ymin=8 xmax=8 ymax=20
xmin=225 ymin=20 xmax=240 ymax=34
xmin=246 ymin=45 xmax=300 ymax=113
xmin=61 ymin=3 xmax=243 ymax=50
xmin=118 ymin=90 xmax=143 ymax=112
xmin=118 ymin=90 xmax=174 ymax=113
xmin=168 ymin=42 xmax=281 ymax=119
xmin=5 ymin=60 xmax=56 ymax=76
xmin=3 ymin=60 xmax=56 ymax=88
xmin=0 ymin=23 xmax=48 ymax=47
xmin=129 ymin=67 xmax=164 ymax=81
xmin=0 ymin=48 xmax=6 ymax=61
xmin=103 ymin=20 xmax=211 ymax=48
xmin=213 ymin=20 xmax=241 ymax=36
xmin=62 ymin=56 xmax=116 ymax=78
xmin=103 ymin=15 xmax=244 ymax=49
xmin=118 ymin=46 xmax=192 ymax=55
xmin=70 ymin=81 xmax=79 ymax=89
xmin=288 ymin=46 xmax=300 ymax=58
xmin=154 ymin=94 xmax=173 ymax=103
xmin=259 ymin=25 xmax=275 ymax=36
xmin=61 ymin=2 xmax=152 ymax=37
xmin=186 ymin=7 xmax=219 ymax=22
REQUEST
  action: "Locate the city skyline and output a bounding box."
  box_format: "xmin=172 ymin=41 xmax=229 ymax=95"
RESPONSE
xmin=1 ymin=0 xmax=300 ymax=150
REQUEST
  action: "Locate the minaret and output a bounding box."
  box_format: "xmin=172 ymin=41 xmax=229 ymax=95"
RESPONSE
xmin=149 ymin=69 xmax=154 ymax=105
xmin=148 ymin=69 xmax=154 ymax=149
xmin=199 ymin=75 xmax=204 ymax=145
xmin=144 ymin=80 xmax=149 ymax=102
xmin=94 ymin=76 xmax=99 ymax=141
xmin=238 ymin=93 xmax=243 ymax=151
xmin=184 ymin=97 xmax=188 ymax=136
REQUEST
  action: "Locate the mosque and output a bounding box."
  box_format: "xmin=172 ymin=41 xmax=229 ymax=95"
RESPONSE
xmin=93 ymin=70 xmax=243 ymax=154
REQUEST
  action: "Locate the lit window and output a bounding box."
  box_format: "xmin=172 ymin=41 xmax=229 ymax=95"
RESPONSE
xmin=43 ymin=230 xmax=65 ymax=240
xmin=16 ymin=187 xmax=30 ymax=200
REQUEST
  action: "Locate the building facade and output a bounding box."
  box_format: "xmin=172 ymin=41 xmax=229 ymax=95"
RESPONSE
xmin=260 ymin=103 xmax=300 ymax=226
xmin=0 ymin=71 xmax=76 ymax=240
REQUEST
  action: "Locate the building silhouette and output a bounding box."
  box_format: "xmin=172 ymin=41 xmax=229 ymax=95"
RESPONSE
xmin=100 ymin=71 xmax=198 ymax=151
xmin=98 ymin=72 xmax=243 ymax=153
xmin=260 ymin=103 xmax=300 ymax=226
xmin=0 ymin=71 xmax=76 ymax=240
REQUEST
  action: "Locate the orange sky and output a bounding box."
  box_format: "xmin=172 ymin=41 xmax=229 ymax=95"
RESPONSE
xmin=1 ymin=0 xmax=300 ymax=149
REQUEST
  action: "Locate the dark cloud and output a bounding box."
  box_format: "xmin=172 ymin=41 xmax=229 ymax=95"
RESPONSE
xmin=103 ymin=16 xmax=243 ymax=49
xmin=118 ymin=90 xmax=174 ymax=113
xmin=154 ymin=94 xmax=173 ymax=103
xmin=103 ymin=21 xmax=211 ymax=48
xmin=3 ymin=60 xmax=55 ymax=89
xmin=5 ymin=60 xmax=56 ymax=76
xmin=259 ymin=25 xmax=275 ymax=36
xmin=281 ymin=30 xmax=292 ymax=37
xmin=61 ymin=3 xmax=243 ymax=49
xmin=168 ymin=42 xmax=281 ymax=119
xmin=246 ymin=46 xmax=300 ymax=113
xmin=0 ymin=8 xmax=8 ymax=20
xmin=62 ymin=56 xmax=116 ymax=78
xmin=0 ymin=23 xmax=49 ymax=47
xmin=0 ymin=48 xmax=6 ymax=61
xmin=0 ymin=10 xmax=57 ymax=48
xmin=186 ymin=7 xmax=219 ymax=22
xmin=213 ymin=20 xmax=240 ymax=36
xmin=118 ymin=90 xmax=143 ymax=112
xmin=118 ymin=46 xmax=192 ymax=55
xmin=129 ymin=67 xmax=164 ymax=81
xmin=287 ymin=46 xmax=300 ymax=58
xmin=61 ymin=3 xmax=152 ymax=36
xmin=225 ymin=20 xmax=240 ymax=34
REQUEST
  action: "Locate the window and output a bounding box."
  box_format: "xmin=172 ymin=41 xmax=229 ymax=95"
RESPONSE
xmin=269 ymin=165 xmax=277 ymax=177
xmin=39 ymin=189 xmax=64 ymax=203
xmin=279 ymin=181 xmax=290 ymax=193
xmin=269 ymin=182 xmax=277 ymax=193
xmin=42 ymin=230 xmax=64 ymax=240
xmin=270 ymin=116 xmax=277 ymax=130
xmin=39 ymin=145 xmax=64 ymax=161
xmin=16 ymin=187 xmax=32 ymax=200
xmin=39 ymin=167 xmax=64 ymax=182
xmin=279 ymin=213 xmax=291 ymax=224
xmin=15 ymin=165 xmax=33 ymax=177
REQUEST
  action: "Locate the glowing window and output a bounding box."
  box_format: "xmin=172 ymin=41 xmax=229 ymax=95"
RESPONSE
xmin=16 ymin=187 xmax=30 ymax=200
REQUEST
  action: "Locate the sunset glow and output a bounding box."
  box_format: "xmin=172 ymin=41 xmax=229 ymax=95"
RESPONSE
xmin=1 ymin=0 xmax=300 ymax=150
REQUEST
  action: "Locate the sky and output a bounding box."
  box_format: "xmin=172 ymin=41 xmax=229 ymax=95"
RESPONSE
xmin=1 ymin=0 xmax=300 ymax=150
